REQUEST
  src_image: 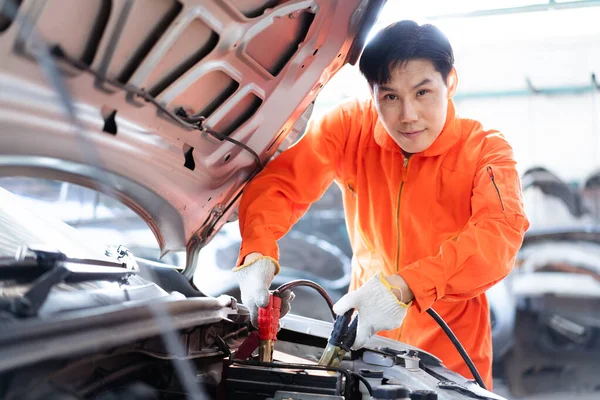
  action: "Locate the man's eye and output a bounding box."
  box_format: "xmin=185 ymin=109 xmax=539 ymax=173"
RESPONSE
xmin=384 ymin=94 xmax=398 ymax=100
xmin=417 ymin=89 xmax=428 ymax=97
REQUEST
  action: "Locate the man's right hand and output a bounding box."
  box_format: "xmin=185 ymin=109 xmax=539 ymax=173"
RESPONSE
xmin=233 ymin=254 xmax=294 ymax=327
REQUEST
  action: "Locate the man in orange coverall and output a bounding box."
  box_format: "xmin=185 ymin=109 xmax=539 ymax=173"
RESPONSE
xmin=233 ymin=20 xmax=529 ymax=388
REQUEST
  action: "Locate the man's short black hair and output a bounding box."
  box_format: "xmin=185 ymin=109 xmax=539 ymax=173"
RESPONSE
xmin=359 ymin=20 xmax=454 ymax=87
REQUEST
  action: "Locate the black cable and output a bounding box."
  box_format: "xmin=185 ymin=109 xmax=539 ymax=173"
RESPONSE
xmin=275 ymin=279 xmax=336 ymax=321
xmin=426 ymin=308 xmax=487 ymax=389
xmin=198 ymin=120 xmax=263 ymax=168
xmin=275 ymin=281 xmax=485 ymax=389
xmin=272 ymin=278 xmax=485 ymax=393
xmin=350 ymin=371 xmax=373 ymax=396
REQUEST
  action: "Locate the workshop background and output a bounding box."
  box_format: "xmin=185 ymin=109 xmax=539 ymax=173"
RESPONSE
xmin=2 ymin=1 xmax=600 ymax=399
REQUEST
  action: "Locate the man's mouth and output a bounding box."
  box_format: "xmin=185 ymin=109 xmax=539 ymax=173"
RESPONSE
xmin=398 ymin=129 xmax=425 ymax=138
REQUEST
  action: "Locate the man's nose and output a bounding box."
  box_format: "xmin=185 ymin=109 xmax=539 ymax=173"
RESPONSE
xmin=400 ymin=101 xmax=418 ymax=123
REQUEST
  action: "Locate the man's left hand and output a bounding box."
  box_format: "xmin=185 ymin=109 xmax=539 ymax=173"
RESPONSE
xmin=333 ymin=273 xmax=411 ymax=350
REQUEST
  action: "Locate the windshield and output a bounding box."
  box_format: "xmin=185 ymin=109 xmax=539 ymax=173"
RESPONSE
xmin=0 ymin=186 xmax=107 ymax=260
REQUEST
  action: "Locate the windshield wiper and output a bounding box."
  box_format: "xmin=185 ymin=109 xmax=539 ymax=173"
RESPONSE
xmin=0 ymin=247 xmax=136 ymax=318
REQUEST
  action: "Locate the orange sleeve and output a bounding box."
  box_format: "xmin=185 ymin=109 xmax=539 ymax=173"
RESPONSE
xmin=400 ymin=134 xmax=530 ymax=312
xmin=235 ymin=102 xmax=353 ymax=266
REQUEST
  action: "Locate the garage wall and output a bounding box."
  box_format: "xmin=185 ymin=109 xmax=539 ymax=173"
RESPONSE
xmin=453 ymin=30 xmax=600 ymax=183
xmin=456 ymin=93 xmax=600 ymax=183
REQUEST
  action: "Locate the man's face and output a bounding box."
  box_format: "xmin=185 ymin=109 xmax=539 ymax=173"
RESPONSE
xmin=372 ymin=59 xmax=457 ymax=153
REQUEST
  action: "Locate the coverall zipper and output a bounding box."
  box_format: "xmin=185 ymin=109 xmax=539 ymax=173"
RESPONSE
xmin=487 ymin=166 xmax=505 ymax=212
xmin=395 ymin=157 xmax=410 ymax=271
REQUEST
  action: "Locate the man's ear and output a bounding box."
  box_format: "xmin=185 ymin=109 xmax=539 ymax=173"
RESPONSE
xmin=446 ymin=68 xmax=458 ymax=98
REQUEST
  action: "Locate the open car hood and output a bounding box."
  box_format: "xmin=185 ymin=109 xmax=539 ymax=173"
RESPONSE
xmin=0 ymin=0 xmax=385 ymax=276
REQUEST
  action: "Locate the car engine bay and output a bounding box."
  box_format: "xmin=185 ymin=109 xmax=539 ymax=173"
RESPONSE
xmin=0 ymin=247 xmax=504 ymax=400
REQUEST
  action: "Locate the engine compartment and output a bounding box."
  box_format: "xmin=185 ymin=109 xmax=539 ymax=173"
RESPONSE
xmin=0 ymin=308 xmax=504 ymax=400
xmin=0 ymin=248 xmax=506 ymax=400
xmin=0 ymin=241 xmax=506 ymax=400
xmin=2 ymin=327 xmax=244 ymax=399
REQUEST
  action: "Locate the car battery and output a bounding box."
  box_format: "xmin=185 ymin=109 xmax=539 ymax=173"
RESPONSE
xmin=220 ymin=361 xmax=345 ymax=400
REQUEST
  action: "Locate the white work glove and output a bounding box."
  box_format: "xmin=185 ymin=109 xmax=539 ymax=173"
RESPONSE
xmin=233 ymin=256 xmax=295 ymax=327
xmin=333 ymin=273 xmax=409 ymax=350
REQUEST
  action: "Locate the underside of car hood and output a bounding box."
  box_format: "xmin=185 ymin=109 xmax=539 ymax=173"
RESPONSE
xmin=0 ymin=0 xmax=385 ymax=275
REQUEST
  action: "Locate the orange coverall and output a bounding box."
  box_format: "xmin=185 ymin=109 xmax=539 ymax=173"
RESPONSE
xmin=237 ymin=98 xmax=529 ymax=388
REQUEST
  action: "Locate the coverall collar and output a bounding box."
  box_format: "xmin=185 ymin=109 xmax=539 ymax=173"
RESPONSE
xmin=374 ymin=99 xmax=461 ymax=157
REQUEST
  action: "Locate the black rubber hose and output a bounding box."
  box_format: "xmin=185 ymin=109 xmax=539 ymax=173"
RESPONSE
xmin=275 ymin=279 xmax=336 ymax=321
xmin=350 ymin=371 xmax=374 ymax=396
xmin=275 ymin=280 xmax=486 ymax=390
xmin=426 ymin=308 xmax=487 ymax=389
